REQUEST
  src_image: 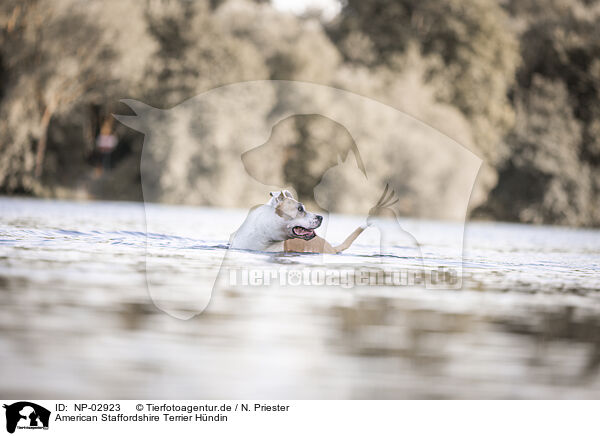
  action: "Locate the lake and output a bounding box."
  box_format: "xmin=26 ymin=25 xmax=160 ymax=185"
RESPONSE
xmin=1 ymin=197 xmax=599 ymax=398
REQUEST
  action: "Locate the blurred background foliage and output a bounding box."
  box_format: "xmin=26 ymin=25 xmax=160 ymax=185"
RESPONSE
xmin=0 ymin=0 xmax=598 ymax=226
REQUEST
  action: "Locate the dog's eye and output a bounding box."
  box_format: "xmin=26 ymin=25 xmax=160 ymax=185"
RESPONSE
xmin=298 ymin=205 xmax=303 ymax=212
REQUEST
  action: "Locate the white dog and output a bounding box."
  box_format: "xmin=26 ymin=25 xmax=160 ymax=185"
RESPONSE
xmin=230 ymin=190 xmax=324 ymax=251
xmin=230 ymin=190 xmax=365 ymax=253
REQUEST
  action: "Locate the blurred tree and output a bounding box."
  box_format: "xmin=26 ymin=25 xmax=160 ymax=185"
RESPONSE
xmin=0 ymin=0 xmax=596 ymax=225
xmin=331 ymin=0 xmax=520 ymax=167
xmin=504 ymin=0 xmax=600 ymax=165
xmin=215 ymin=0 xmax=341 ymax=83
xmin=0 ymin=1 xmax=116 ymax=182
xmin=482 ymin=0 xmax=600 ymax=225
xmin=482 ymin=75 xmax=592 ymax=225
xmin=0 ymin=0 xmax=152 ymax=193
xmin=143 ymin=0 xmax=267 ymax=107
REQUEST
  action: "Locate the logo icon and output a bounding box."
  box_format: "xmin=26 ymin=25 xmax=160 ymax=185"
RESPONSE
xmin=3 ymin=402 xmax=50 ymax=434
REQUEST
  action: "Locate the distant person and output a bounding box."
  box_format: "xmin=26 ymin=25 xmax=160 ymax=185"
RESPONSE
xmin=95 ymin=118 xmax=118 ymax=174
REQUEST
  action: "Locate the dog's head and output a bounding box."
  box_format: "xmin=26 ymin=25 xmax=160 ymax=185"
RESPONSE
xmin=268 ymin=190 xmax=322 ymax=240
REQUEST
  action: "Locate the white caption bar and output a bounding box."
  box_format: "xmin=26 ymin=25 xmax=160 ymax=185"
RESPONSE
xmin=1 ymin=400 xmax=597 ymax=436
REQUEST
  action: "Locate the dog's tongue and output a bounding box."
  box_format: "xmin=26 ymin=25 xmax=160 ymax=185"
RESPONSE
xmin=293 ymin=227 xmax=314 ymax=237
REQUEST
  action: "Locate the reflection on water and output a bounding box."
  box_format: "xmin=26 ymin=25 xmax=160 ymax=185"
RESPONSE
xmin=1 ymin=197 xmax=599 ymax=398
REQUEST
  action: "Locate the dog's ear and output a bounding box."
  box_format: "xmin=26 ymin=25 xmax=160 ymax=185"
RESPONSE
xmin=269 ymin=191 xmax=285 ymax=205
xmin=282 ymin=190 xmax=294 ymax=199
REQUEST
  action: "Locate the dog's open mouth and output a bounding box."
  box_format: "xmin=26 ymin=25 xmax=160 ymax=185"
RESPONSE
xmin=292 ymin=226 xmax=316 ymax=240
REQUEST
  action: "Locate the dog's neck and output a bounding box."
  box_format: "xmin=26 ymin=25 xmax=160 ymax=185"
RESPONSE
xmin=231 ymin=204 xmax=289 ymax=251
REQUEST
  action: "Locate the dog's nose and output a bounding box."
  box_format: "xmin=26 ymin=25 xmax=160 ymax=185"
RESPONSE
xmin=316 ymin=215 xmax=323 ymax=223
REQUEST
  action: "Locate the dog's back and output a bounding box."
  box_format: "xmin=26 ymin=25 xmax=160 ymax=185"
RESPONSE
xmin=284 ymin=235 xmax=336 ymax=254
xmin=284 ymin=225 xmax=366 ymax=254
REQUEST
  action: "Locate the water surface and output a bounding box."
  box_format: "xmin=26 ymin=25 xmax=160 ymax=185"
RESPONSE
xmin=1 ymin=197 xmax=599 ymax=398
